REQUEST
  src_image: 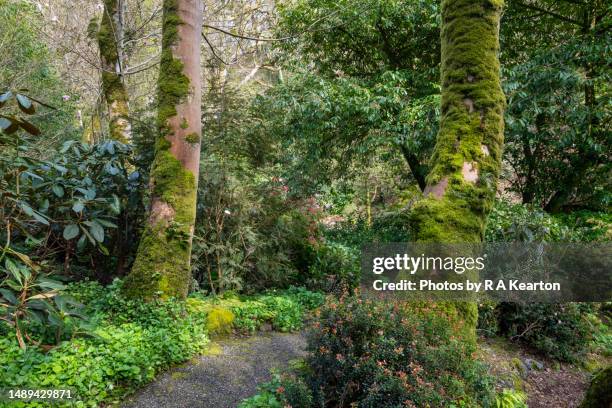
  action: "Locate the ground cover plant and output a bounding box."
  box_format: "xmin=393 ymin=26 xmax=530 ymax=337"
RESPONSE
xmin=1 ymin=0 xmax=610 ymax=406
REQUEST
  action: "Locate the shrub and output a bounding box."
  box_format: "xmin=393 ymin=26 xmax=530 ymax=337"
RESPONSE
xmin=205 ymin=307 xmax=235 ymax=336
xmin=485 ymin=201 xmax=570 ymax=242
xmin=231 ymin=295 xmax=304 ymax=333
xmin=193 ymin=156 xmax=322 ymax=294
xmin=238 ymin=373 xmax=313 ymax=408
xmin=0 ymin=256 xmax=89 ymax=349
xmin=241 ymin=296 xmax=496 ymax=408
xmin=188 ymin=287 xmax=324 ymax=334
xmin=495 ymin=389 xmax=527 ymax=408
xmin=495 ymin=302 xmax=592 ymax=362
xmin=485 ymin=200 xmax=610 ymax=243
xmin=281 ymin=296 xmax=495 ymax=407
xmin=477 ymin=301 xmax=499 ymax=338
xmin=307 ymin=242 xmax=360 ymax=292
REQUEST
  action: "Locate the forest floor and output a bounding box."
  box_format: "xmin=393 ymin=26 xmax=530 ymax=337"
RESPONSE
xmin=121 ymin=332 xmax=307 ymax=408
xmin=479 ymin=337 xmax=591 ymax=408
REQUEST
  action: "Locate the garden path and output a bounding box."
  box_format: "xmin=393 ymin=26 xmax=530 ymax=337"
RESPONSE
xmin=122 ymin=332 xmax=307 ymax=408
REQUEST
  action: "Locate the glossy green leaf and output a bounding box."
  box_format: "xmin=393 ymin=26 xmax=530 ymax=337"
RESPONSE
xmin=63 ymin=224 xmax=80 ymax=240
xmin=52 ymin=185 xmax=64 ymax=197
xmin=72 ymin=201 xmax=85 ymax=213
xmin=89 ymin=221 xmax=105 ymax=243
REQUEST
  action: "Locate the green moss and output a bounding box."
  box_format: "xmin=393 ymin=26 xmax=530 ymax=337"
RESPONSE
xmin=579 ymin=366 xmax=612 ymax=408
xmin=206 ymin=307 xmax=235 ymax=336
xmin=156 ymin=0 xmax=189 ymax=133
xmin=185 ymin=132 xmax=200 ymax=144
xmin=122 ymin=150 xmax=197 ymax=300
xmin=122 ymin=0 xmax=196 ymax=300
xmin=97 ymin=0 xmax=119 ymax=63
xmin=97 ymin=0 xmax=131 ymax=143
xmin=180 ymin=117 xmax=189 ymax=129
xmin=202 ymin=342 xmax=224 ymax=356
xmin=408 ymin=0 xmax=505 ymax=343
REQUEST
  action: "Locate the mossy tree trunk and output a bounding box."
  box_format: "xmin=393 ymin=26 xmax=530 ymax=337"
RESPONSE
xmin=97 ymin=0 xmax=132 ymax=143
xmin=123 ymin=0 xmax=203 ymax=300
xmin=409 ymin=0 xmax=505 ymax=341
xmin=579 ymin=366 xmax=612 ymax=408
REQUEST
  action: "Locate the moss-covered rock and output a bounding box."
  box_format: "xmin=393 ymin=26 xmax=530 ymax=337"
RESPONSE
xmin=579 ymin=366 xmax=612 ymax=408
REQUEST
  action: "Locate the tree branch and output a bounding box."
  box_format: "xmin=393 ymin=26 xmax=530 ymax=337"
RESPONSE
xmin=514 ymin=1 xmax=582 ymax=26
xmin=201 ymin=33 xmax=236 ymax=65
xmin=203 ymin=24 xmax=293 ymax=42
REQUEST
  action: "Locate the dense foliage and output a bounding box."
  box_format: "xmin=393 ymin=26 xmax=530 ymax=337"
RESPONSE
xmin=1 ymin=280 xmax=209 ymax=406
xmin=0 ymin=0 xmax=610 ymax=406
xmin=241 ymin=295 xmax=496 ymax=408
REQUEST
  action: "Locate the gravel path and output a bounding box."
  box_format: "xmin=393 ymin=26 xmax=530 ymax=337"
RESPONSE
xmin=122 ymin=332 xmax=307 ymax=408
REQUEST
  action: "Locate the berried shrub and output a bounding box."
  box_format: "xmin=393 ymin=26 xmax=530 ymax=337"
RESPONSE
xmin=240 ymin=295 xmax=496 ymax=407
xmin=305 ymin=296 xmax=494 ymax=407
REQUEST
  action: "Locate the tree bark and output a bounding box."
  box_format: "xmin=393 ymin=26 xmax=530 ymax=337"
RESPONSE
xmin=123 ymin=0 xmax=203 ymax=300
xmin=399 ymin=145 xmax=428 ymax=192
xmin=98 ymin=0 xmax=132 ymax=143
xmin=409 ymin=0 xmax=505 ymax=341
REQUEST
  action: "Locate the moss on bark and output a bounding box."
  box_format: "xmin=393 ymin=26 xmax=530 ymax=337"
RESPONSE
xmin=409 ymin=0 xmax=505 ymax=343
xmin=123 ymin=0 xmax=198 ymax=300
xmin=579 ymin=366 xmax=612 ymax=408
xmin=97 ymin=0 xmax=131 ymax=143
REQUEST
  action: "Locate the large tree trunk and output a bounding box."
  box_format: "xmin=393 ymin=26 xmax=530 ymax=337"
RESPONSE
xmin=123 ymin=0 xmax=203 ymax=300
xmin=409 ymin=0 xmax=505 ymax=341
xmin=98 ymin=0 xmax=132 ymax=143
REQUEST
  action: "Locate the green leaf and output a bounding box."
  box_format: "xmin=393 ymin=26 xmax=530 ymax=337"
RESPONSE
xmin=84 ymin=189 xmax=96 ymax=200
xmin=72 ymin=201 xmax=85 ymax=213
xmin=31 ymin=210 xmax=50 ymax=226
xmin=0 ymin=288 xmax=17 ymax=305
xmin=60 ymin=140 xmax=76 ymax=153
xmin=94 ymin=218 xmax=117 ymax=228
xmin=18 ymin=202 xmax=48 ymax=225
xmin=63 ymin=224 xmax=80 ymax=240
xmin=16 ymin=94 xmax=35 ymax=114
xmin=89 ymin=222 xmax=105 ymax=243
xmin=77 ymin=234 xmax=87 ymax=251
xmin=52 ymin=185 xmax=64 ymax=197
xmin=4 ymin=259 xmax=22 ymax=285
xmin=80 ymin=225 xmax=96 ymax=245
xmin=37 ymin=277 xmax=66 ymax=291
xmin=110 ymin=194 xmax=121 ymax=214
xmin=0 ymin=91 xmax=12 ymax=108
xmin=99 ymin=244 xmax=109 ymax=256
xmin=19 ymin=202 xmax=35 ymax=216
